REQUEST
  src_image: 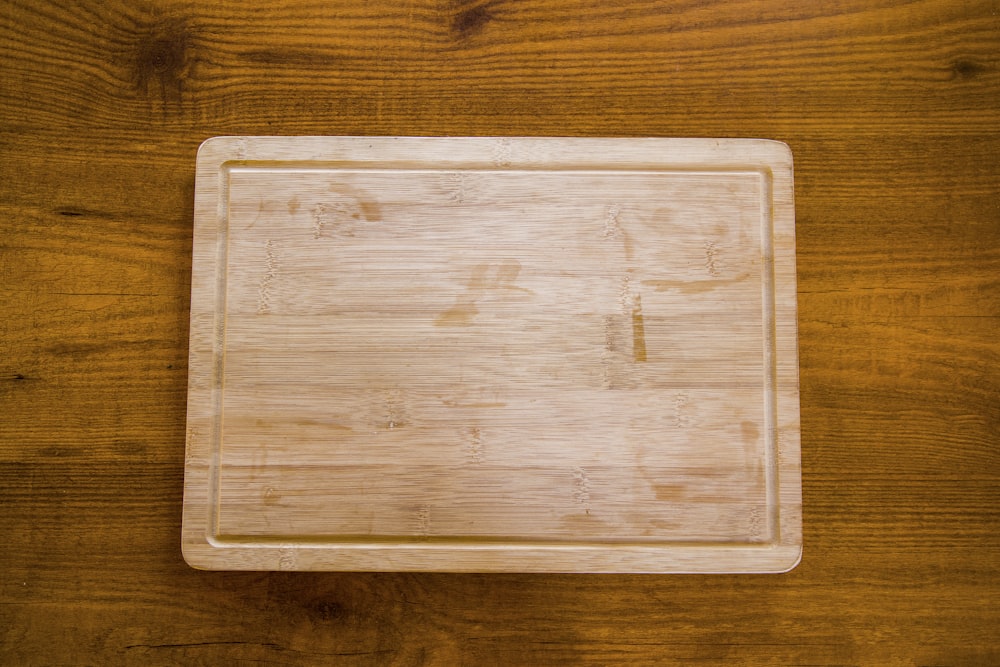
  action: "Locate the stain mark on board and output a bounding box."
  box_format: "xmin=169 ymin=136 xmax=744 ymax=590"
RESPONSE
xmin=357 ymin=200 xmax=381 ymax=221
xmin=654 ymin=484 xmax=687 ymax=501
xmin=436 ymin=302 xmax=479 ymax=327
xmin=327 ymin=186 xmax=383 ymax=221
xmin=616 ymin=271 xmax=647 ymax=363
xmin=287 ymin=196 xmax=300 ymax=216
xmin=444 ymin=400 xmax=507 ymax=408
xmin=631 ymin=293 xmax=647 ymax=362
xmin=496 ymin=259 xmax=521 ymax=284
xmin=312 ymin=192 xmax=382 ymax=238
xmin=466 ymin=263 xmax=491 ymax=290
xmin=436 ymin=260 xmax=527 ymax=326
xmin=644 ymin=273 xmax=751 ymax=295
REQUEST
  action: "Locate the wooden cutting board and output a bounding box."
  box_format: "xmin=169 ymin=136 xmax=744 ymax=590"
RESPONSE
xmin=182 ymin=136 xmax=801 ymax=572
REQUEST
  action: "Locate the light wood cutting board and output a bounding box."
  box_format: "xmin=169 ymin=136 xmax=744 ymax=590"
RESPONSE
xmin=182 ymin=136 xmax=801 ymax=572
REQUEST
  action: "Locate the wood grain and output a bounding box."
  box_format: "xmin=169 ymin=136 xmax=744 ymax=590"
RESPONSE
xmin=1 ymin=0 xmax=997 ymax=662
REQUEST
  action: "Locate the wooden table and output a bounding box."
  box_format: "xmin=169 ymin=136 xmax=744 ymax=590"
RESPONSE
xmin=2 ymin=1 xmax=997 ymax=664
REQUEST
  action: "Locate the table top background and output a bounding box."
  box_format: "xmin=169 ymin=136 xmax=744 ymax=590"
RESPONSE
xmin=2 ymin=1 xmax=997 ymax=664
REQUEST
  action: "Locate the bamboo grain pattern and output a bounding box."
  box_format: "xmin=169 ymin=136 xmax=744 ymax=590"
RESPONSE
xmin=2 ymin=0 xmax=997 ymax=663
xmin=183 ymin=137 xmax=801 ymax=572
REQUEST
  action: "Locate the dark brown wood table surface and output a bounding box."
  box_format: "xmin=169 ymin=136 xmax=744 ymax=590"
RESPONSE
xmin=2 ymin=1 xmax=997 ymax=664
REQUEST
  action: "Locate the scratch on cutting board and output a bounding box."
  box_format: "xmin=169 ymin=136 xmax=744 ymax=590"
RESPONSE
xmin=416 ymin=505 xmax=431 ymax=537
xmin=601 ymin=314 xmax=618 ymax=389
xmin=704 ymin=240 xmax=720 ymax=276
xmin=603 ymin=204 xmax=622 ymax=239
xmin=257 ymin=240 xmax=277 ymax=314
xmin=381 ymin=388 xmax=407 ymax=430
xmin=573 ymin=467 xmax=592 ymax=515
xmin=310 ymin=203 xmax=336 ymax=239
xmin=748 ymin=506 xmax=764 ymax=541
xmin=468 ymin=426 xmax=483 ymax=463
xmin=619 ymin=274 xmax=632 ymax=313
xmin=447 ymin=172 xmax=467 ymax=203
xmin=603 ymin=203 xmax=634 ymax=259
xmin=673 ymin=392 xmax=690 ymax=428
xmin=492 ymin=138 xmax=512 ymax=167
xmin=277 ymin=547 xmax=297 ymax=571
xmin=263 ymin=487 xmax=280 ymax=506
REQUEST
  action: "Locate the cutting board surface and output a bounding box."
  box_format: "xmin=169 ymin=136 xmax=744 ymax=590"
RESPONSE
xmin=183 ymin=137 xmax=801 ymax=572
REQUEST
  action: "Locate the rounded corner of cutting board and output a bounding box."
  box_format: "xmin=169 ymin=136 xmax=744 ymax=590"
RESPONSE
xmin=767 ymin=544 xmax=803 ymax=574
xmin=195 ymin=135 xmax=243 ymax=168
xmin=743 ymin=137 xmax=793 ymax=163
xmin=181 ymin=535 xmax=219 ymax=571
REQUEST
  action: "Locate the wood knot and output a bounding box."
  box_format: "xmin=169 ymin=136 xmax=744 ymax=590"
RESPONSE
xmin=131 ymin=18 xmax=194 ymax=102
xmin=451 ymin=1 xmax=494 ymax=39
xmin=950 ymin=58 xmax=987 ymax=81
xmin=306 ymin=599 xmax=347 ymax=623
